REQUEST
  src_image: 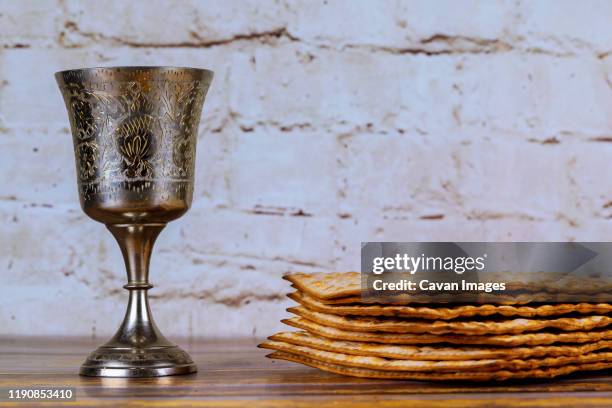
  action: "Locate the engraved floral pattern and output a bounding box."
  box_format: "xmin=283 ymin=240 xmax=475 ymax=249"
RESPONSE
xmin=116 ymin=115 xmax=157 ymax=179
xmin=76 ymin=141 xmax=99 ymax=180
xmin=70 ymin=97 xmax=99 ymax=140
xmin=172 ymin=139 xmax=194 ymax=178
xmin=57 ymin=69 xmax=211 ymax=201
xmin=85 ymin=347 xmax=194 ymax=364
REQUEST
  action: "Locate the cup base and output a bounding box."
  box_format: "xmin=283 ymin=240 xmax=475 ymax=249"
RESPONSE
xmin=79 ymin=345 xmax=197 ymax=377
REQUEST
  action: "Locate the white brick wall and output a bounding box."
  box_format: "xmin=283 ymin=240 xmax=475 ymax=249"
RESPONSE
xmin=1 ymin=0 xmax=611 ymax=339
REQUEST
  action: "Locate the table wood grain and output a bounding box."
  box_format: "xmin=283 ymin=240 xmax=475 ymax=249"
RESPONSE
xmin=0 ymin=336 xmax=610 ymax=407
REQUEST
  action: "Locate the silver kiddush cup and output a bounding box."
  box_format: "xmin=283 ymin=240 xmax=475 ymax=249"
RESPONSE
xmin=56 ymin=66 xmax=213 ymax=377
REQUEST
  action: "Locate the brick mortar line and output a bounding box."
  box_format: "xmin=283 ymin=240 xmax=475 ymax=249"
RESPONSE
xmin=3 ymin=17 xmax=609 ymax=58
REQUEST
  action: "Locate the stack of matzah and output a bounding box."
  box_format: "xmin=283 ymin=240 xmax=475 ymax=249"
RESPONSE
xmin=260 ymin=272 xmax=612 ymax=381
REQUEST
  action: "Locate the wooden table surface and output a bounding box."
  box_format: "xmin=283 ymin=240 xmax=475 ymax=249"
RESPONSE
xmin=1 ymin=336 xmax=611 ymax=407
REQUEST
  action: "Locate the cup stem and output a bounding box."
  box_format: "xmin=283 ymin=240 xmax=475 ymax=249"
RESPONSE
xmin=105 ymin=223 xmax=172 ymax=348
xmin=107 ymin=223 xmax=165 ymax=289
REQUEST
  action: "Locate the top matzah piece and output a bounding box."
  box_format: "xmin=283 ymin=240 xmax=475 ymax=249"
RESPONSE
xmin=284 ymin=272 xmax=361 ymax=299
xmin=284 ymin=272 xmax=612 ymax=301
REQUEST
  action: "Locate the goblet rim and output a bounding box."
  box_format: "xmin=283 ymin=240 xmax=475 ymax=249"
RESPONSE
xmin=54 ymin=65 xmax=214 ymax=82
